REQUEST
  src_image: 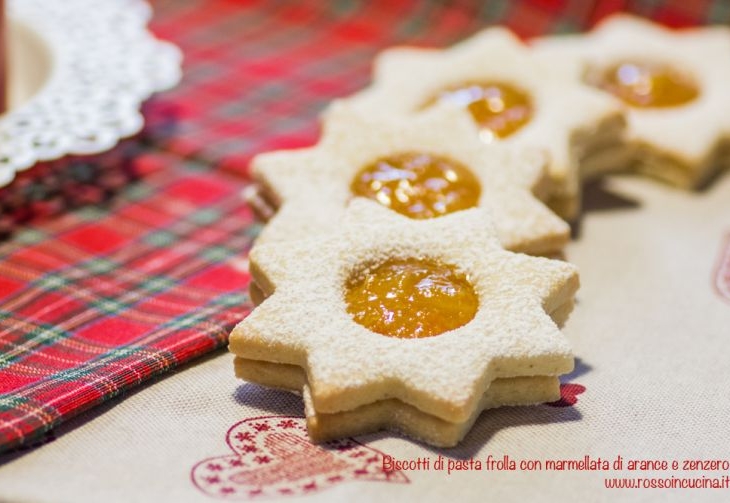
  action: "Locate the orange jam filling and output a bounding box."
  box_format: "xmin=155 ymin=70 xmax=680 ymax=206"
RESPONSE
xmin=345 ymin=258 xmax=478 ymax=339
xmin=596 ymin=61 xmax=699 ymax=108
xmin=426 ymin=82 xmax=533 ymax=139
xmin=350 ymin=152 xmax=481 ymax=219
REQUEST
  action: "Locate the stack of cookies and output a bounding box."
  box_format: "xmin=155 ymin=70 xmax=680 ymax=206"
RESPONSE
xmin=229 ymin=15 xmax=730 ymax=447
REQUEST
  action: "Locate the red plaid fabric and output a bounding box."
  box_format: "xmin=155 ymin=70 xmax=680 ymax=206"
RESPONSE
xmin=0 ymin=141 xmax=147 ymax=239
xmin=145 ymin=0 xmax=729 ymax=175
xmin=0 ymin=152 xmax=254 ymax=452
xmin=1 ymin=0 xmax=726 ymax=453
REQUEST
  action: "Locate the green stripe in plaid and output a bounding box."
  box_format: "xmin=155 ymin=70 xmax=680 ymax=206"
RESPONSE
xmin=0 ymin=152 xmax=253 ymax=452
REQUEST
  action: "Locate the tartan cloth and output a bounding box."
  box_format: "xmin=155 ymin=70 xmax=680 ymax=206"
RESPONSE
xmin=144 ymin=0 xmax=730 ymax=176
xmin=1 ymin=0 xmax=728 ymax=454
xmin=0 ymin=152 xmax=255 ymax=452
xmin=0 ymin=141 xmax=148 ymax=239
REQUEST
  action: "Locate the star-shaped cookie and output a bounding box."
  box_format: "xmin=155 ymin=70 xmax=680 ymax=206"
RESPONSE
xmin=333 ymin=27 xmax=625 ymax=219
xmin=253 ymin=104 xmax=569 ymax=256
xmin=229 ymin=199 xmax=578 ymax=435
xmin=533 ymin=14 xmax=730 ymax=189
xmin=233 ymin=356 xmax=559 ymax=447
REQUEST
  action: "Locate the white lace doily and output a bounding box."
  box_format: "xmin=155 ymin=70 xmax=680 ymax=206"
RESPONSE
xmin=0 ymin=0 xmax=182 ymax=187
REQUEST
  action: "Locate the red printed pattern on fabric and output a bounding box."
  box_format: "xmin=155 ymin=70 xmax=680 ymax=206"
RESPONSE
xmin=546 ymin=383 xmax=586 ymax=408
xmin=191 ymin=416 xmax=408 ymax=499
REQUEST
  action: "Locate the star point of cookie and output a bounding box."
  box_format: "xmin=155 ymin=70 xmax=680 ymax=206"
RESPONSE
xmin=533 ymin=14 xmax=730 ymax=189
xmin=229 ymin=199 xmax=578 ymax=427
xmin=252 ymin=103 xmax=569 ymax=256
xmin=331 ymin=27 xmax=625 ymax=219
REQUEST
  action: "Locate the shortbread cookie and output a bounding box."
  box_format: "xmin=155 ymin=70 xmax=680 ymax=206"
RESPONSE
xmin=332 ymin=27 xmax=625 ymax=219
xmin=233 ymin=356 xmax=556 ymax=403
xmin=241 ymin=184 xmax=275 ymax=222
xmin=302 ymin=378 xmax=558 ymax=447
xmin=533 ymin=15 xmax=730 ymax=188
xmin=233 ymin=357 xmax=559 ymax=447
xmin=229 ymin=199 xmax=578 ymax=426
xmin=249 ymin=278 xmax=575 ymax=328
xmin=252 ymin=104 xmax=569 ymax=256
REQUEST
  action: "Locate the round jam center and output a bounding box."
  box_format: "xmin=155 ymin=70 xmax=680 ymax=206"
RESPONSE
xmin=350 ymin=152 xmax=481 ymax=220
xmin=345 ymin=258 xmax=478 ymax=339
xmin=596 ymin=61 xmax=699 ymax=108
xmin=428 ymin=82 xmax=533 ymax=139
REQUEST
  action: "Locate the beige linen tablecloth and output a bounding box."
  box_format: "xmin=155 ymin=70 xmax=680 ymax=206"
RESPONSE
xmin=1 ymin=172 xmax=729 ymax=502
